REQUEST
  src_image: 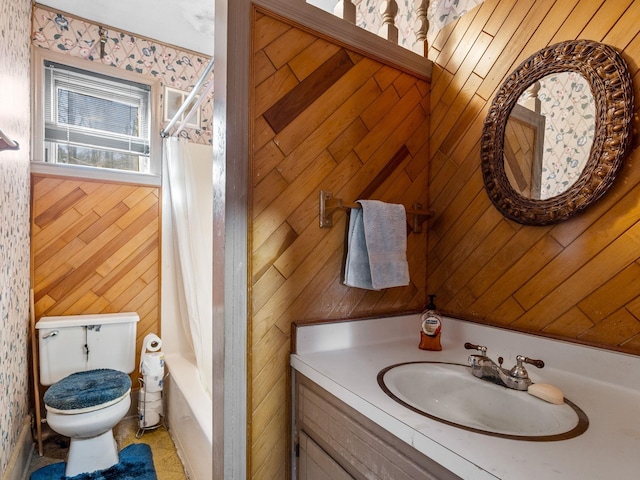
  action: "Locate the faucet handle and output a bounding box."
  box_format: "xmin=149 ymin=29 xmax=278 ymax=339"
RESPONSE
xmin=464 ymin=342 xmax=487 ymax=355
xmin=510 ymin=355 xmax=545 ymax=378
xmin=521 ymin=356 xmax=545 ymax=369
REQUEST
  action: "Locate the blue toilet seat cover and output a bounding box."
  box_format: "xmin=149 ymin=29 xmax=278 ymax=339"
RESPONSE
xmin=44 ymin=369 xmax=131 ymax=411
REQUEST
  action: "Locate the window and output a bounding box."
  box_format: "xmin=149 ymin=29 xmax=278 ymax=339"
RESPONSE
xmin=37 ymin=59 xmax=157 ymax=182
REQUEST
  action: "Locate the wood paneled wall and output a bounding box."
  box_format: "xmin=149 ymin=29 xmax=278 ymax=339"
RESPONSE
xmin=31 ymin=175 xmax=160 ymax=378
xmin=250 ymin=8 xmax=430 ymax=479
xmin=428 ymin=0 xmax=640 ymax=352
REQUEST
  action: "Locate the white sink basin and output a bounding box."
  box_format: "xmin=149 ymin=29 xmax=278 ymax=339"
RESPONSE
xmin=378 ymin=362 xmax=588 ymax=440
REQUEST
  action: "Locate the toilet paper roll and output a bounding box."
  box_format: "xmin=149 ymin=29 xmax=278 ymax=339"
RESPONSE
xmin=144 ymin=405 xmax=163 ymax=418
xmin=138 ymin=412 xmax=162 ymax=427
xmin=143 ymin=373 xmax=164 ymax=392
xmin=140 ymin=352 xmax=165 ymax=376
xmin=139 ymin=388 xmax=162 ymax=402
xmin=139 ymin=410 xmax=160 ymax=428
xmin=142 ymin=333 xmax=162 ymax=353
xmin=138 ymin=399 xmax=163 ymax=412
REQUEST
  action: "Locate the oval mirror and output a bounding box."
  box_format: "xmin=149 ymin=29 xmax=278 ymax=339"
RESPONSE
xmin=481 ymin=40 xmax=633 ymax=225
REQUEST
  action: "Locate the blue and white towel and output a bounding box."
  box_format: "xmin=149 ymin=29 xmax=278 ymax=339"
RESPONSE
xmin=344 ymin=199 xmax=410 ymax=290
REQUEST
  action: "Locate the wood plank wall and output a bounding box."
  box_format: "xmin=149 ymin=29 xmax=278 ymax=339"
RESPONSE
xmin=250 ymin=8 xmax=430 ymax=479
xmin=428 ymin=0 xmax=640 ymax=353
xmin=31 ymin=175 xmax=160 ymax=380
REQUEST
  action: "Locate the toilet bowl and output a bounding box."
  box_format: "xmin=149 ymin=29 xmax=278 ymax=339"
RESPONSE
xmin=43 ymin=368 xmax=133 ymax=477
xmin=36 ymin=313 xmax=139 ymax=477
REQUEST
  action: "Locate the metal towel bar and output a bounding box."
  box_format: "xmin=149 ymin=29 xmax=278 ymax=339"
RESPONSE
xmin=319 ymin=190 xmax=434 ymax=233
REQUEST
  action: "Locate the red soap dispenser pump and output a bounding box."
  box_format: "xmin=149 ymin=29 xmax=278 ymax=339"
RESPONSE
xmin=419 ymin=294 xmax=442 ymax=351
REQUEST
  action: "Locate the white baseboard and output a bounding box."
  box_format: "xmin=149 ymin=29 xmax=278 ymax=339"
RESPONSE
xmin=1 ymin=416 xmax=34 ymax=480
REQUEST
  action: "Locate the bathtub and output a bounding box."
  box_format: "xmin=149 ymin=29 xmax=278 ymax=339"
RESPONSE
xmin=165 ymin=353 xmax=212 ymax=480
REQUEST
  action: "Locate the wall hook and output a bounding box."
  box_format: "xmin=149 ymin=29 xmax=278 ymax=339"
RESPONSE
xmin=99 ymin=26 xmax=107 ymax=59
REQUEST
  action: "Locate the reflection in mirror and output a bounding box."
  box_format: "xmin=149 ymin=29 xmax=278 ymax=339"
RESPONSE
xmin=504 ymin=83 xmax=545 ymax=199
xmin=504 ymin=73 xmax=595 ymax=200
xmin=481 ymin=40 xmax=633 ymax=226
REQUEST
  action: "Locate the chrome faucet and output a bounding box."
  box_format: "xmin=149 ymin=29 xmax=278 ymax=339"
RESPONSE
xmin=464 ymin=342 xmax=545 ymax=391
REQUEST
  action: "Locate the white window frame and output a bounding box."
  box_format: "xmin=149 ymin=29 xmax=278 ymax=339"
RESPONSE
xmin=163 ymin=86 xmax=201 ymax=130
xmin=32 ymin=49 xmax=162 ymax=186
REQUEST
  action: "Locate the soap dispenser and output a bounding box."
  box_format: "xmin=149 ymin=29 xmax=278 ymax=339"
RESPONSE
xmin=419 ymin=294 xmax=442 ymax=351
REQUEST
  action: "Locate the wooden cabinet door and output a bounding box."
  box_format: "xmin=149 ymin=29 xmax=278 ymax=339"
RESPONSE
xmin=298 ymin=431 xmax=354 ymax=480
xmin=296 ymin=374 xmax=462 ymax=480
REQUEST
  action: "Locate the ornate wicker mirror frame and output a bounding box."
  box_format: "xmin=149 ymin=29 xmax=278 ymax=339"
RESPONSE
xmin=481 ymin=40 xmax=633 ymax=225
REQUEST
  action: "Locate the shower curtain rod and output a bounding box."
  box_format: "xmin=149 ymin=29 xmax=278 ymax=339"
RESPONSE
xmin=0 ymin=128 xmax=20 ymax=151
xmin=160 ymin=56 xmax=214 ymax=138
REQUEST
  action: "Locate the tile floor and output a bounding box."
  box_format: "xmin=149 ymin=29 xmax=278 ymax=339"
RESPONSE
xmin=26 ymin=416 xmax=188 ymax=479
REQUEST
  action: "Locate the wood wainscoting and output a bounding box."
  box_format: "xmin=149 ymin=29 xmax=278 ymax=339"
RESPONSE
xmin=31 ymin=174 xmax=161 ymax=380
xmin=428 ymin=0 xmax=640 ymax=351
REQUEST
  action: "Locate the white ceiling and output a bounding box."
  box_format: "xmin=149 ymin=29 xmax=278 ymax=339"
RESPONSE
xmin=38 ymin=1 xmax=341 ymax=57
xmin=39 ymin=0 xmax=215 ymax=56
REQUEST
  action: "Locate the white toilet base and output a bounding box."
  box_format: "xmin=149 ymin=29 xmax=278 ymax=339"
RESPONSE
xmin=65 ymin=429 xmax=119 ymax=477
xmin=45 ymin=397 xmax=131 ymax=477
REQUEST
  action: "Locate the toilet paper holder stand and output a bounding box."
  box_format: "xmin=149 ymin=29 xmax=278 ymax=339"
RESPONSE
xmin=135 ymin=375 xmax=167 ymax=438
xmin=136 ymin=333 xmax=165 ymax=438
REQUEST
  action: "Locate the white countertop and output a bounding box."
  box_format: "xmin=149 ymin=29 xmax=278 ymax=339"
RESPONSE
xmin=291 ymin=315 xmax=640 ymax=479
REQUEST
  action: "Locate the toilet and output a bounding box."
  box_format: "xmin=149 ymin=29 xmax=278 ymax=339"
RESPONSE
xmin=36 ymin=312 xmax=139 ymax=477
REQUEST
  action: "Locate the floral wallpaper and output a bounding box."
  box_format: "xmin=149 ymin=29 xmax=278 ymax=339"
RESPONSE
xmin=536 ymin=72 xmax=595 ymax=199
xmin=0 ymin=0 xmax=32 ymax=474
xmin=354 ymin=0 xmax=485 ymax=50
xmin=32 ymin=6 xmax=214 ymax=144
xmin=427 ymin=0 xmax=485 ymax=36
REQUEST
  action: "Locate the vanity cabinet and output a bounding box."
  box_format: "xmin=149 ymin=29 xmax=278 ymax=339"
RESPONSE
xmin=298 ymin=431 xmax=353 ymax=480
xmin=294 ymin=373 xmax=461 ymax=480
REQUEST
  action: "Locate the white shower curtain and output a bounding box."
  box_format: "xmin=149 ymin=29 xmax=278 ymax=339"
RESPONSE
xmin=164 ymin=136 xmax=213 ymax=399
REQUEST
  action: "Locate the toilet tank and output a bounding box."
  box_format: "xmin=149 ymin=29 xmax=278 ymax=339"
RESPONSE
xmin=36 ymin=312 xmax=140 ymax=385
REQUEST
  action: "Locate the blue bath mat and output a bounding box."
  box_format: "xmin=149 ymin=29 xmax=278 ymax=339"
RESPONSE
xmin=30 ymin=443 xmax=156 ymax=480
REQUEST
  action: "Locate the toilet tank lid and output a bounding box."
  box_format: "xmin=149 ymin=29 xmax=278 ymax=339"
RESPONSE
xmin=36 ymin=312 xmax=140 ymax=329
